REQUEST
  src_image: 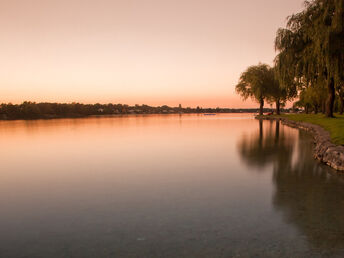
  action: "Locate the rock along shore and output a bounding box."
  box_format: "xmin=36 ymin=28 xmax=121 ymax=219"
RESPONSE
xmin=256 ymin=116 xmax=344 ymax=172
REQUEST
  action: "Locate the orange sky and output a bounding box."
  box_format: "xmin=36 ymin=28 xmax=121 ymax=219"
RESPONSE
xmin=0 ymin=0 xmax=304 ymax=108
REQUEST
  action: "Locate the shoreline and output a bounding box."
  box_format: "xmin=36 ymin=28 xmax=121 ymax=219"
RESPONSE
xmin=256 ymin=116 xmax=344 ymax=171
xmin=0 ymin=112 xmax=255 ymax=122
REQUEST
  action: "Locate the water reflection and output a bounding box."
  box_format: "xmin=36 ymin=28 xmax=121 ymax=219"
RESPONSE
xmin=238 ymin=119 xmax=344 ymax=255
xmin=237 ymin=120 xmax=294 ymax=170
xmin=1 ymin=115 xmax=344 ymax=257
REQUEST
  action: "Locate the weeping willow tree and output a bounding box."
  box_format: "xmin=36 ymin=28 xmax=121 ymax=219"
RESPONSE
xmin=236 ymin=64 xmax=281 ymax=115
xmin=275 ymin=0 xmax=344 ymax=117
xmin=294 ymin=81 xmax=328 ymax=113
xmin=268 ymin=67 xmax=297 ymax=115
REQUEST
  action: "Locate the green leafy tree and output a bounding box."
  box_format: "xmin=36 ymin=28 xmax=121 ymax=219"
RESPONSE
xmin=275 ymin=0 xmax=344 ymax=117
xmin=236 ymin=64 xmax=290 ymax=115
xmin=235 ymin=64 xmax=274 ymax=115
xmin=267 ymin=67 xmax=297 ymax=115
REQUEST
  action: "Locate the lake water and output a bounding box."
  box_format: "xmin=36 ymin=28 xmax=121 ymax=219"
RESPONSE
xmin=0 ymin=114 xmax=344 ymax=257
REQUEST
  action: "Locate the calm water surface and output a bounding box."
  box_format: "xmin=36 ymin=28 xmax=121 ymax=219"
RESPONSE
xmin=0 ymin=114 xmax=344 ymax=257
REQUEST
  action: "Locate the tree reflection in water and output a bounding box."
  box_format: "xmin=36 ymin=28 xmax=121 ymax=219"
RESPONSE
xmin=237 ymin=120 xmax=294 ymax=170
xmin=237 ymin=119 xmax=344 ymax=253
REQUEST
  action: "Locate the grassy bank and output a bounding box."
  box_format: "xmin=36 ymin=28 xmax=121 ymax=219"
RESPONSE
xmin=282 ymin=114 xmax=344 ymax=146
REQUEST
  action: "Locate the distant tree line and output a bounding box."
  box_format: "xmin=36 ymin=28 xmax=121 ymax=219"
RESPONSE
xmin=0 ymin=102 xmax=288 ymax=120
xmin=236 ymin=0 xmax=344 ymax=117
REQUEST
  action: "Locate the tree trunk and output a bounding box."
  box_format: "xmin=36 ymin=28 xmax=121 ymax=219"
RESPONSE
xmin=321 ymin=101 xmax=326 ymax=114
xmin=275 ymin=99 xmax=280 ymax=115
xmin=259 ymin=98 xmax=264 ymax=115
xmin=314 ymin=105 xmax=318 ymax=114
xmin=305 ymin=104 xmax=309 ymax=114
xmin=340 ymin=95 xmax=344 ymax=115
xmin=326 ymin=77 xmax=335 ymax=117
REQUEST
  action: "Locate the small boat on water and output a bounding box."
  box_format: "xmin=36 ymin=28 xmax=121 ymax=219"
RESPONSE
xmin=204 ymin=113 xmax=216 ymax=116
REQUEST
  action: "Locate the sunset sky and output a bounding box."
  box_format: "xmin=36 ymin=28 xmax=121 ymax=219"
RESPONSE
xmin=1 ymin=0 xmax=304 ymax=108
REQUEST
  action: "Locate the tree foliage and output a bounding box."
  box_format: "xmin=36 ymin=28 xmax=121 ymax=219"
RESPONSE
xmin=274 ymin=0 xmax=344 ymax=117
xmin=236 ymin=64 xmax=274 ymax=115
xmin=236 ymin=64 xmax=291 ymax=115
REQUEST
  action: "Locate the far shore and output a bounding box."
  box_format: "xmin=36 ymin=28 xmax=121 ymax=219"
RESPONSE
xmin=0 ymin=112 xmax=255 ymax=122
xmin=0 ymin=101 xmax=290 ymax=121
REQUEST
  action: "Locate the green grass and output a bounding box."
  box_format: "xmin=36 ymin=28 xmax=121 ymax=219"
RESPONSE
xmin=281 ymin=113 xmax=344 ymax=145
